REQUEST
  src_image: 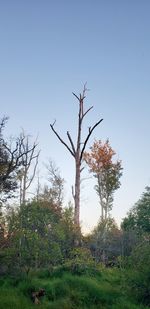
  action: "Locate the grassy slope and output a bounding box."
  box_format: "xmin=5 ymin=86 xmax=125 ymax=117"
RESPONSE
xmin=0 ymin=268 xmax=148 ymax=309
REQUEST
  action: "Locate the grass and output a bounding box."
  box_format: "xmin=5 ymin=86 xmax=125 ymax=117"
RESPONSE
xmin=0 ymin=268 xmax=149 ymax=309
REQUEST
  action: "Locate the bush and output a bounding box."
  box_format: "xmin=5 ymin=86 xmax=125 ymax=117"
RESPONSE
xmin=63 ymin=247 xmax=99 ymax=276
xmin=127 ymin=241 xmax=150 ymax=306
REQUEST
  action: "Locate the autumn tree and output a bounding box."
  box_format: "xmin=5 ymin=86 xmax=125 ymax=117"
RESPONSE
xmin=84 ymin=139 xmax=122 ymax=220
xmin=50 ymin=85 xmax=103 ymax=226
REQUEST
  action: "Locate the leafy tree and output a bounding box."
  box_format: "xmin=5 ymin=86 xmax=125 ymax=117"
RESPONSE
xmin=63 ymin=247 xmax=95 ymax=276
xmin=50 ymin=85 xmax=103 ymax=226
xmin=0 ymin=117 xmax=18 ymax=202
xmin=1 ymin=200 xmax=63 ymax=273
xmin=60 ymin=204 xmax=82 ymax=257
xmin=89 ymin=218 xmax=122 ymax=265
xmin=84 ymin=139 xmax=122 ymax=220
xmin=1 ymin=200 xmax=82 ymax=274
xmin=122 ymin=186 xmax=150 ymax=234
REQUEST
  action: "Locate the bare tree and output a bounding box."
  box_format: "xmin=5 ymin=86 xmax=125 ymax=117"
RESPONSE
xmin=0 ymin=118 xmax=39 ymax=202
xmin=50 ymin=85 xmax=103 ymax=226
xmin=18 ymin=132 xmax=40 ymax=205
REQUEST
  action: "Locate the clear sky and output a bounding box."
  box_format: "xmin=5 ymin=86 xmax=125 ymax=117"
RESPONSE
xmin=1 ymin=0 xmax=150 ymax=232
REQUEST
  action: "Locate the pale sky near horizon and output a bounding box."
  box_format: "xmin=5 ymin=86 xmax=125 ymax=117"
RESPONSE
xmin=1 ymin=0 xmax=150 ymax=232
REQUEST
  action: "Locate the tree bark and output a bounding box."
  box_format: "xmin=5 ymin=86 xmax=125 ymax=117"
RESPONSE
xmin=74 ymin=157 xmax=80 ymax=225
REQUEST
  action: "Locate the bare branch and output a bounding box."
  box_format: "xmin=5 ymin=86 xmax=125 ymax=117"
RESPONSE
xmin=82 ymin=106 xmax=93 ymax=118
xmin=18 ymin=134 xmax=40 ymax=204
xmin=82 ymin=82 xmax=88 ymax=97
xmin=80 ymin=118 xmax=103 ymax=162
xmin=82 ymin=82 xmax=90 ymax=99
xmin=52 ymin=119 xmax=56 ymax=126
xmin=24 ymin=143 xmax=37 ymax=171
xmin=0 ymin=116 xmax=9 ymax=135
xmin=80 ymin=167 xmax=85 ymax=173
xmin=0 ymin=119 xmax=40 ymax=203
xmin=26 ymin=150 xmax=40 ymax=189
xmin=2 ymin=140 xmax=23 ymax=180
xmin=67 ymin=131 xmax=76 ymax=155
xmin=72 ymin=92 xmax=80 ymax=101
xmin=50 ymin=123 xmax=75 ymax=157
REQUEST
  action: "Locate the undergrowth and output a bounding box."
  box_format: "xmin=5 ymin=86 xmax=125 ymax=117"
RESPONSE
xmin=0 ymin=267 xmax=149 ymax=309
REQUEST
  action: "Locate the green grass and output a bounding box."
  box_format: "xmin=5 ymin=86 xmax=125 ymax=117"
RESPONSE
xmin=0 ymin=268 xmax=149 ymax=309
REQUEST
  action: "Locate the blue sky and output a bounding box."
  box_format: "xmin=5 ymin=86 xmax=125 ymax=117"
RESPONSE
xmin=1 ymin=0 xmax=150 ymax=231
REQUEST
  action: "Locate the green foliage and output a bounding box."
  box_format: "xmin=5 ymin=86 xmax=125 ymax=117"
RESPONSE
xmin=0 ymin=116 xmax=18 ymax=202
xmin=1 ymin=200 xmax=63 ymax=274
xmin=1 ymin=155 xmax=150 ymax=309
xmin=89 ymin=218 xmax=122 ymax=265
xmin=1 ymin=200 xmax=82 ymax=275
xmin=127 ymin=241 xmax=150 ymax=306
xmin=0 ymin=269 xmax=148 ymax=309
xmin=121 ymin=186 xmax=150 ymax=265
xmin=62 ymin=274 xmax=120 ymax=306
xmin=0 ymin=287 xmax=33 ymax=309
xmin=122 ymin=186 xmax=150 ymax=234
xmin=62 ymin=247 xmax=98 ymax=276
xmin=58 ymin=204 xmax=82 ymax=259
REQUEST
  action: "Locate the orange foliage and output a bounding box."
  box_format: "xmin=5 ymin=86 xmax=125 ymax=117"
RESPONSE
xmin=84 ymin=140 xmax=119 ymax=173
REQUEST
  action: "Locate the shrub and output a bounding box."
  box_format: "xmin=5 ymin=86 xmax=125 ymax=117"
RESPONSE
xmin=63 ymin=247 xmax=99 ymax=276
xmin=128 ymin=241 xmax=150 ymax=306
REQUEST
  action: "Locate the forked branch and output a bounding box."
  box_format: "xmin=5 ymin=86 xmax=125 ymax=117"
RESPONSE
xmin=50 ymin=123 xmax=75 ymax=157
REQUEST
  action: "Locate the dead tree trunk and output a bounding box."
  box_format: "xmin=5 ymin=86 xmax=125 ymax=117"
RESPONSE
xmin=74 ymin=157 xmax=80 ymax=225
xmin=50 ymin=85 xmax=103 ymax=226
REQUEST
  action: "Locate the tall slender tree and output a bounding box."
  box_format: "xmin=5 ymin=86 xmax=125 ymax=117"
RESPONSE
xmin=50 ymin=85 xmax=103 ymax=226
xmin=84 ymin=139 xmax=122 ymax=220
